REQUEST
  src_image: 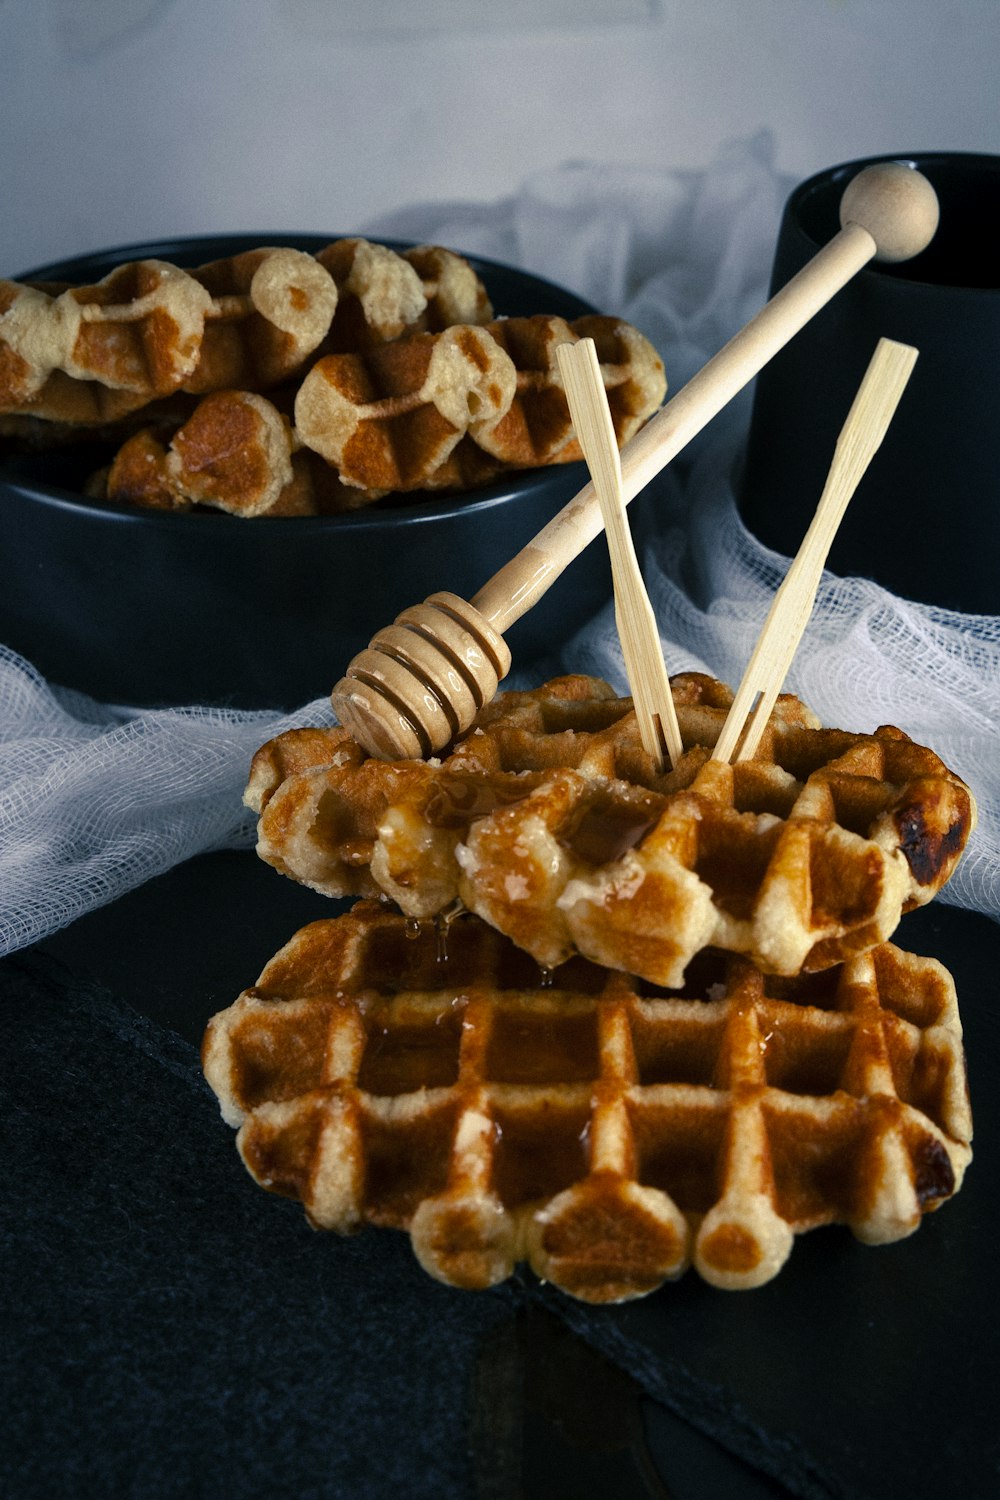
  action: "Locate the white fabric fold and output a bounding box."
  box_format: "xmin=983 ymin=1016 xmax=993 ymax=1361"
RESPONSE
xmin=0 ymin=653 xmax=330 ymax=954
xmin=2 ymin=132 xmax=996 ymax=955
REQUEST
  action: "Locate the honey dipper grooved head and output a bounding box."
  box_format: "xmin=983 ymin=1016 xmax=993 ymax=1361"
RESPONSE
xmin=330 ymin=592 xmax=511 ymax=760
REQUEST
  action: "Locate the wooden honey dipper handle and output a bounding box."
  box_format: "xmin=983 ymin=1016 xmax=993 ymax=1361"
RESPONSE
xmin=333 ymin=163 xmax=938 ymax=760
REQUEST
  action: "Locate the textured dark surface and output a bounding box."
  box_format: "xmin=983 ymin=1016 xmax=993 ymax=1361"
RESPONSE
xmin=4 ymin=849 xmax=998 ymax=1498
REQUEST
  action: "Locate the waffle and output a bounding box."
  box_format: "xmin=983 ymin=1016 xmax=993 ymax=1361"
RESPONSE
xmin=95 ymin=310 xmax=649 ymax=513
xmin=247 ymin=674 xmax=975 ymax=985
xmin=293 ymin=314 xmax=666 ymax=492
xmin=0 ymin=239 xmax=490 ymax=427
xmin=477 ymin=312 xmax=668 ymax=468
xmin=315 ymin=239 xmax=493 ymax=352
xmin=183 ymin=246 xmax=340 ymax=393
xmin=0 ymin=250 xmax=339 ymax=422
xmin=0 ymin=261 xmax=215 ymax=422
xmin=201 ymin=900 xmax=972 ymax=1303
xmin=93 ymin=391 xmax=385 ymax=517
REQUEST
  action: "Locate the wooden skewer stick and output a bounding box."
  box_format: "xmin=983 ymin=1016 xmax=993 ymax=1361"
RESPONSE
xmin=711 ymin=336 xmax=919 ymax=765
xmin=557 ymin=338 xmax=683 ymax=771
xmin=331 ymin=163 xmax=939 ymax=761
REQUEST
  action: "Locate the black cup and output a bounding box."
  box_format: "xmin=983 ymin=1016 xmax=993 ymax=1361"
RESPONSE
xmin=739 ymin=152 xmax=1000 ymax=614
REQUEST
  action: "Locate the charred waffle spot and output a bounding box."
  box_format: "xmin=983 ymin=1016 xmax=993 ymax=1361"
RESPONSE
xmin=912 ymin=1135 xmax=955 ymax=1206
xmin=895 ymin=801 xmax=970 ymax=887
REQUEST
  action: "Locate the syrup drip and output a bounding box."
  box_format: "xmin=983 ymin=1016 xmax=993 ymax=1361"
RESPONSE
xmin=434 ymin=900 xmax=466 ymax=964
xmin=404 ymin=918 xmax=423 ymax=942
xmin=538 ymin=965 xmax=554 ymax=989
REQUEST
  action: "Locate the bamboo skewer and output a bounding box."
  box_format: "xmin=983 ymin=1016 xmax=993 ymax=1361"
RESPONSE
xmin=556 ymin=338 xmax=683 ymax=771
xmin=711 ymin=337 xmax=919 ymax=765
xmin=330 ymin=163 xmax=939 ymax=761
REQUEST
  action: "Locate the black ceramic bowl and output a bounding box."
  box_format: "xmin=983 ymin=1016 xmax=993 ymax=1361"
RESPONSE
xmin=0 ymin=235 xmax=632 ymax=709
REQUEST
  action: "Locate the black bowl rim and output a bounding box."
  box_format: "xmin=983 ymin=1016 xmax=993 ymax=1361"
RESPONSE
xmin=4 ymin=233 xmax=596 ymax=531
xmin=784 ymin=150 xmax=1000 ymax=295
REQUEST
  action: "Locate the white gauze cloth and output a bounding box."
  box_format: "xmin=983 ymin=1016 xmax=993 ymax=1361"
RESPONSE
xmin=1 ymin=133 xmax=997 ymax=956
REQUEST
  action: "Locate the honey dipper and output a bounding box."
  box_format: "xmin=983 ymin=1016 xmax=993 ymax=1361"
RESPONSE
xmin=331 ymin=162 xmax=939 ymax=760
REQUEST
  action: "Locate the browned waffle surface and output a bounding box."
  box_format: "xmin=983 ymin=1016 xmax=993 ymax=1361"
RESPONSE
xmin=247 ymin=673 xmax=975 ymax=984
xmin=0 ymin=261 xmax=214 ymax=421
xmin=315 ymin=239 xmax=493 ymax=351
xmin=292 ymin=313 xmax=665 ymax=491
xmin=201 ymin=901 xmax=972 ymax=1303
xmin=0 ymin=239 xmax=491 ymax=427
xmin=94 ymin=390 xmax=386 ymax=517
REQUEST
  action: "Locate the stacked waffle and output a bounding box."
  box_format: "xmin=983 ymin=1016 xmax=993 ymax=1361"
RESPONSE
xmin=203 ymin=673 xmax=974 ymax=1303
xmin=1 ymin=239 xmax=666 ymax=517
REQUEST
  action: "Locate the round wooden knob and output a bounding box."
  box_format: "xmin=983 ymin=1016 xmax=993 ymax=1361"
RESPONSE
xmin=839 ymin=162 xmax=939 ymax=263
xmin=330 ymin=592 xmax=511 ymax=760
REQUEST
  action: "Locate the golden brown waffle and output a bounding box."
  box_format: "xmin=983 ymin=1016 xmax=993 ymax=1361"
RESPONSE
xmin=184 ymin=246 xmax=340 ymax=393
xmin=0 ymin=239 xmax=490 ymax=428
xmin=0 ymin=261 xmax=215 ymax=422
xmin=247 ymin=673 xmax=975 ymax=984
xmin=0 ymin=250 xmax=336 ymax=422
xmin=316 ymin=239 xmax=493 ymax=352
xmin=93 ymin=391 xmax=386 ymax=517
xmin=478 ymin=313 xmax=668 ymax=467
xmin=293 ymin=314 xmax=666 ymax=492
xmin=201 ymin=900 xmax=972 ymax=1303
xmin=292 ymin=323 xmax=518 ymax=491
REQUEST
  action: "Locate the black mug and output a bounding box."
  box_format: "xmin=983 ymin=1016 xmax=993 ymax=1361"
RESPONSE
xmin=739 ymin=152 xmax=1000 ymax=615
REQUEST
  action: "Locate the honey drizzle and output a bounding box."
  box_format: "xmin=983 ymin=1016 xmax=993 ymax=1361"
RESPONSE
xmin=435 ymin=899 xmax=466 ymax=964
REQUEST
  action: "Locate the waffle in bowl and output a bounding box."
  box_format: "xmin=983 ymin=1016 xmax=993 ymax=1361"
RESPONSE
xmin=93 ymin=308 xmax=657 ymax=515
xmin=90 ymin=390 xmax=389 ymax=517
xmin=201 ymin=900 xmax=971 ymax=1304
xmin=0 ymin=238 xmax=493 ymax=429
xmin=315 ymin=239 xmax=493 ymax=351
xmin=293 ymin=313 xmax=666 ymax=492
xmin=0 ymin=250 xmax=337 ymax=423
xmin=246 ymin=673 xmax=975 ymax=987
